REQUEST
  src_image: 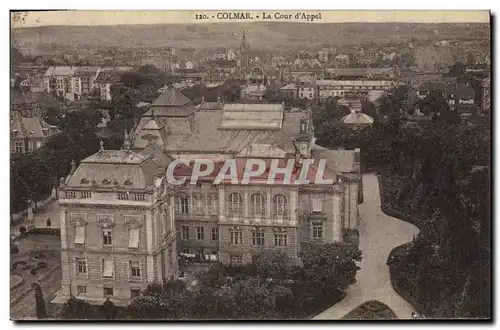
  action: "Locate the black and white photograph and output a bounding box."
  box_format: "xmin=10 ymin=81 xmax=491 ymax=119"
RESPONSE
xmin=9 ymin=9 xmax=491 ymax=321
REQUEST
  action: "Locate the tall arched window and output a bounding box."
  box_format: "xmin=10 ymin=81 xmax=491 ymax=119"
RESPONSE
xmin=208 ymin=193 xmax=218 ymax=216
xmin=250 ymin=193 xmax=266 ymax=218
xmin=273 ymin=194 xmax=288 ymax=220
xmin=227 ymin=193 xmax=243 ymax=217
xmin=176 ymin=194 xmax=189 ymax=215
xmin=193 ymin=193 xmax=204 ymax=215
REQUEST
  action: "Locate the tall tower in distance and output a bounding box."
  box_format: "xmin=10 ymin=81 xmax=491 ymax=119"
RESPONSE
xmin=240 ymin=31 xmax=250 ymax=74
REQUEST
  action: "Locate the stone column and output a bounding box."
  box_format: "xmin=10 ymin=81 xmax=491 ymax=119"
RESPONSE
xmin=343 ymin=183 xmax=350 ymax=229
xmin=60 ymin=251 xmax=71 ymax=297
xmin=289 ymin=189 xmax=298 ymax=226
xmin=243 ymin=191 xmax=249 ymax=224
xmin=218 ymin=186 xmax=225 ymax=223
xmin=266 ymin=191 xmax=272 ymax=225
xmin=332 ymin=187 xmax=343 ymax=242
xmin=349 ymin=182 xmax=359 ymax=230
xmin=204 ymin=192 xmax=209 ymax=216
xmin=146 ymin=255 xmax=155 ymax=283
xmin=169 ymin=196 xmax=175 ymax=232
xmin=146 ymin=212 xmax=153 ymax=253
xmin=60 ymin=209 xmax=67 ymax=249
xmin=188 ymin=190 xmax=194 ymax=217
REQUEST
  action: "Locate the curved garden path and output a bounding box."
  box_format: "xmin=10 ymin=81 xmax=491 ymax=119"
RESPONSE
xmin=314 ymin=173 xmax=419 ymax=320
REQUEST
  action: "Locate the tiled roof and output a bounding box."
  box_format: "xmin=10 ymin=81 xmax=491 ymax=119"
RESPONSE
xmin=142 ymin=118 xmax=164 ymax=130
xmin=219 ymin=103 xmax=284 ymax=130
xmin=196 ymin=101 xmax=224 ymax=111
xmin=82 ymin=150 xmax=149 ymax=164
xmin=152 ymin=86 xmax=191 ymax=107
xmin=236 ymin=143 xmax=287 ymax=158
xmin=11 ymin=116 xmax=60 ymax=139
xmin=311 ymin=145 xmax=356 ymax=174
xmin=280 ymin=84 xmax=297 ymax=91
xmin=67 ymin=152 xmax=160 ymax=190
xmin=341 ymin=111 xmax=374 ymax=125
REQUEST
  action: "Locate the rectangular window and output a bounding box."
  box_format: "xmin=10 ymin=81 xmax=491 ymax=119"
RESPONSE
xmin=208 ymin=194 xmax=218 ymax=215
xmin=193 ymin=195 xmax=204 ymax=215
xmin=76 ymin=258 xmax=87 ymax=275
xmin=102 ymin=259 xmax=114 ymax=278
xmin=75 ymin=225 xmax=85 ymax=244
xmin=80 ymin=191 xmax=92 ymax=199
xmin=103 ymin=229 xmax=112 ymax=246
xmin=103 ymin=287 xmax=114 ymax=297
xmin=129 ymin=228 xmax=140 ymax=248
xmin=181 ymin=226 xmax=189 ymax=240
xmin=131 ymin=289 xmax=141 ymax=299
xmin=274 ymin=231 xmax=288 ymax=246
xmin=27 ymin=141 xmax=34 ymax=152
xmin=130 ymin=261 xmax=141 ymax=278
xmin=211 ymin=227 xmax=219 ymax=241
xmin=177 ymin=197 xmax=189 ymax=215
xmin=196 ymin=227 xmax=205 ymax=241
xmin=312 ymin=221 xmax=324 ymax=239
xmin=311 ymin=195 xmax=323 ymax=213
xmin=252 ymin=229 xmax=265 ymax=246
xmin=230 ymin=230 xmax=243 ymax=245
xmin=77 ymin=285 xmax=87 ymax=296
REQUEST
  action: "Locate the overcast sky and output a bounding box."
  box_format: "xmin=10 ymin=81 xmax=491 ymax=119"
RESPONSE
xmin=12 ymin=10 xmax=490 ymax=28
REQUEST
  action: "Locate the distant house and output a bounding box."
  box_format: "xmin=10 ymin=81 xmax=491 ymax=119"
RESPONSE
xmin=298 ymin=83 xmax=315 ymax=100
xmin=94 ymin=67 xmax=134 ymax=101
xmin=415 ymin=81 xmax=448 ymax=99
xmin=227 ymin=49 xmax=237 ymax=61
xmin=280 ymin=83 xmax=298 ymax=99
xmin=448 ymin=83 xmax=476 ymax=117
xmin=241 ymin=84 xmax=267 ymax=101
xmin=10 ymin=103 xmax=61 ymax=154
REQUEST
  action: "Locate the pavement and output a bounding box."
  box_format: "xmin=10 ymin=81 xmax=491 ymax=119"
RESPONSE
xmin=314 ymin=173 xmax=420 ymax=320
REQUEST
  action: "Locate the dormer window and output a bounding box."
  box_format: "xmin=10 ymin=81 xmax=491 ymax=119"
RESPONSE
xmin=80 ymin=178 xmax=89 ymax=184
xmin=102 ymin=179 xmax=112 ymax=185
xmin=124 ymin=180 xmax=133 ymax=186
xmin=12 ymin=129 xmax=18 ymax=138
xmin=42 ymin=128 xmax=48 ymax=136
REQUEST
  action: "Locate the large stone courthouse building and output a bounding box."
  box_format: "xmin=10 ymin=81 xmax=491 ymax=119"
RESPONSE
xmin=56 ymin=86 xmax=362 ymax=304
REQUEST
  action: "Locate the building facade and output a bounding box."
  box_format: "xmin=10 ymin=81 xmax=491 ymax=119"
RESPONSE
xmin=55 ymin=142 xmax=178 ymax=305
xmin=316 ymin=79 xmax=396 ymax=101
xmin=56 ymin=86 xmax=362 ymax=304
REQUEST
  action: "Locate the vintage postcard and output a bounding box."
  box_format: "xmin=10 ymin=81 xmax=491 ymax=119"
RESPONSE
xmin=10 ymin=10 xmax=491 ymax=321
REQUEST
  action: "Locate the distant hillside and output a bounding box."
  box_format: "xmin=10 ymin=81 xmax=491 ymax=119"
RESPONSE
xmin=11 ymin=22 xmax=490 ymax=52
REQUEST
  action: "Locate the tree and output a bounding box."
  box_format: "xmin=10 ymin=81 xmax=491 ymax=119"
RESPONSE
xmin=32 ymin=283 xmax=47 ymax=319
xmin=249 ymin=249 xmax=292 ymax=280
xmin=59 ymin=297 xmax=96 ymax=319
xmin=299 ymin=242 xmax=362 ymax=294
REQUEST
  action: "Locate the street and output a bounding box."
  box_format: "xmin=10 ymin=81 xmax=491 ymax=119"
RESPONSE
xmin=314 ymin=173 xmax=420 ymax=320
